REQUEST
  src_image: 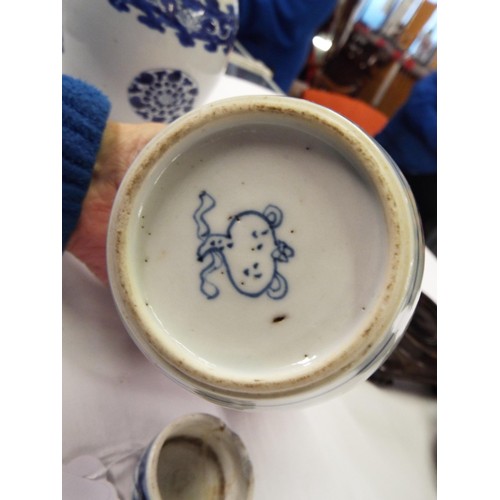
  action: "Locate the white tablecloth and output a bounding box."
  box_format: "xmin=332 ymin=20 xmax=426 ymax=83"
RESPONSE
xmin=62 ymin=74 xmax=437 ymax=499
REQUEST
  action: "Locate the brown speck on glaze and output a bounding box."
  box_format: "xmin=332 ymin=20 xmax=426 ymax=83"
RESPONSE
xmin=272 ymin=315 xmax=287 ymax=323
xmin=362 ymin=325 xmax=373 ymax=338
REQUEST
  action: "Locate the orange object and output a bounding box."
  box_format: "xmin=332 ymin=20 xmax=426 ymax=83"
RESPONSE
xmin=301 ymin=88 xmax=389 ymax=136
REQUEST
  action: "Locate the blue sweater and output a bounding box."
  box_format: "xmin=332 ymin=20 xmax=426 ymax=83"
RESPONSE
xmin=62 ymin=75 xmax=111 ymax=249
xmin=237 ymin=0 xmax=337 ymax=92
xmin=375 ymin=71 xmax=437 ymax=177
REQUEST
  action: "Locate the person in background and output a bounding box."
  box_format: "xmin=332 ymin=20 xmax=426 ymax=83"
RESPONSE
xmin=374 ymin=71 xmax=437 ymax=251
xmin=62 ymin=75 xmax=164 ymax=282
xmin=237 ymin=0 xmax=338 ymax=93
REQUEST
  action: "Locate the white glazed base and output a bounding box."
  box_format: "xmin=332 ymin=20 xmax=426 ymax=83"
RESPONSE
xmin=108 ymin=96 xmax=424 ymax=408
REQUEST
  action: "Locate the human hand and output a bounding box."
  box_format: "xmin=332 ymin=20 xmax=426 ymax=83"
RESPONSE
xmin=66 ymin=121 xmax=165 ymax=284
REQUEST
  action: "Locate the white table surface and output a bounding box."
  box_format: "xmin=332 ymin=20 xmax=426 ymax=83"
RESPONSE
xmin=62 ymin=74 xmax=437 ymax=500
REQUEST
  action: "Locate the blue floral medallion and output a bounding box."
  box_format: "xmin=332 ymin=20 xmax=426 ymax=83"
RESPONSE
xmin=128 ymin=68 xmax=198 ymax=122
xmin=108 ymin=0 xmax=238 ymax=54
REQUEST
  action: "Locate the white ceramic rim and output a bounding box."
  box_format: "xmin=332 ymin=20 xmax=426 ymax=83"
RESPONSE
xmin=107 ymin=95 xmax=424 ymax=407
xmin=141 ymin=413 xmax=253 ymax=499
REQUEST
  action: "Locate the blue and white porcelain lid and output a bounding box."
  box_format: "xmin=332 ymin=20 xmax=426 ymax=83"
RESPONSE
xmin=136 ymin=413 xmax=254 ymax=499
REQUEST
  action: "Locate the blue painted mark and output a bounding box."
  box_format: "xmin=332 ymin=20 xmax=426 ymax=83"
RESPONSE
xmin=193 ymin=191 xmax=295 ymax=300
xmin=108 ymin=0 xmax=238 ymax=54
xmin=128 ymin=68 xmax=198 ymax=122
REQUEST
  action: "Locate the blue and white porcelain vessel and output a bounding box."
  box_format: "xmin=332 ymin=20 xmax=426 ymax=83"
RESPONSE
xmin=62 ymin=0 xmax=239 ymax=123
xmin=132 ymin=413 xmax=254 ymax=499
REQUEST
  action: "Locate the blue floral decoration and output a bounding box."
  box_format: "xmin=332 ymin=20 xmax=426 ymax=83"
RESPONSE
xmin=108 ymin=0 xmax=238 ymax=54
xmin=128 ymin=68 xmax=198 ymax=122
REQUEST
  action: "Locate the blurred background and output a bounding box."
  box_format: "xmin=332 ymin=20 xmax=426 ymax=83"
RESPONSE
xmin=230 ymin=0 xmax=438 ymax=255
xmin=297 ymin=0 xmax=436 ymax=117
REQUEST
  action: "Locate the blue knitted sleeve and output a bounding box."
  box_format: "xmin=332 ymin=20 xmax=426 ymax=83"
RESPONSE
xmin=237 ymin=0 xmax=337 ymax=92
xmin=375 ymin=72 xmax=437 ymax=176
xmin=62 ymin=75 xmax=111 ymax=250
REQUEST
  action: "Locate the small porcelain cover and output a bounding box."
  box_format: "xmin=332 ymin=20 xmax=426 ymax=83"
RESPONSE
xmin=134 ymin=413 xmax=254 ymax=499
